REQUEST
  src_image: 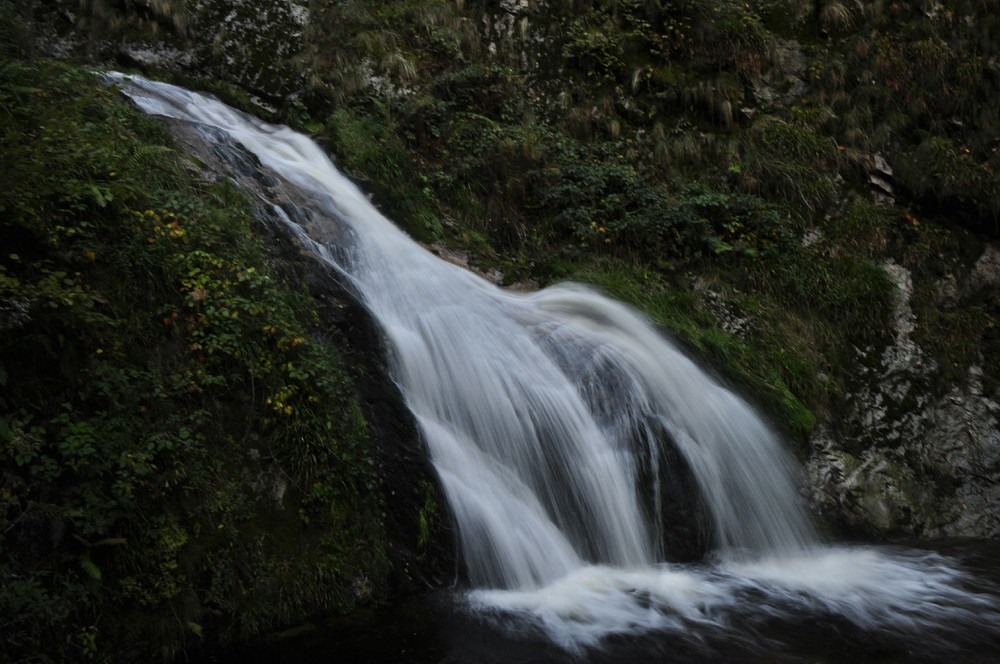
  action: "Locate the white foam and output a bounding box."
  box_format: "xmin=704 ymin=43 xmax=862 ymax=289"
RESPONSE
xmin=468 ymin=547 xmax=1000 ymax=654
xmin=109 ymin=72 xmax=1000 ymax=660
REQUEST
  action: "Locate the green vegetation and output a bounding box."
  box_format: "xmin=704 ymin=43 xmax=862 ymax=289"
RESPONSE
xmin=40 ymin=0 xmax=991 ymax=438
xmin=260 ymin=0 xmax=998 ymax=434
xmin=4 ymin=0 xmax=1000 ymax=655
xmin=0 ymin=32 xmax=398 ymax=663
xmin=327 ymin=107 xmax=443 ymax=239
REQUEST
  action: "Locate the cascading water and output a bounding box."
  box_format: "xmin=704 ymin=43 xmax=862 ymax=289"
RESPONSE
xmin=109 ymin=73 xmax=1000 ymax=661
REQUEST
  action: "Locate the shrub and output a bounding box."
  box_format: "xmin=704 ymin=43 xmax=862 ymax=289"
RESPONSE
xmin=0 ymin=58 xmax=384 ymax=662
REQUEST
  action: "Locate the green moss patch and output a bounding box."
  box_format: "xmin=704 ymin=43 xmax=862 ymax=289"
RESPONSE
xmin=0 ymin=52 xmax=389 ymax=662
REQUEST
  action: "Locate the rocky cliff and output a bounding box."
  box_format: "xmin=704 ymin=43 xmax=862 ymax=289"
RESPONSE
xmin=4 ymin=0 xmax=1000 ymax=653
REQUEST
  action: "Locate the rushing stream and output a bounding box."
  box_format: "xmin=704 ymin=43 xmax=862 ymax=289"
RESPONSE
xmin=108 ymin=73 xmax=1000 ymax=663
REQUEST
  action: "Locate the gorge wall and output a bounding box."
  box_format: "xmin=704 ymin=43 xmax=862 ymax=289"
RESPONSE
xmin=21 ymin=0 xmax=1000 ymax=542
xmin=3 ymin=0 xmax=999 ymax=659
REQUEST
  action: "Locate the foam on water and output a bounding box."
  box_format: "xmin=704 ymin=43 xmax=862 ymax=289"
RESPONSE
xmin=470 ymin=547 xmax=1000 ymax=655
xmin=108 ymin=72 xmax=1000 ymax=659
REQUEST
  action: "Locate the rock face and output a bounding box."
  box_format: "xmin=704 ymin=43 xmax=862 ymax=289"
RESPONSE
xmin=807 ymin=252 xmax=1000 ymax=539
xmin=29 ymin=0 xmax=308 ymax=96
xmin=186 ymin=0 xmax=308 ymax=93
xmin=162 ymin=115 xmax=455 ymax=590
xmin=22 ymin=0 xmax=1000 ymax=544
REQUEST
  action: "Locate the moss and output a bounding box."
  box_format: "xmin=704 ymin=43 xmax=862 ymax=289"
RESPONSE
xmin=0 ymin=55 xmax=392 ymax=662
xmin=825 ymin=197 xmax=893 ymax=257
xmin=189 ymin=0 xmax=308 ymax=96
xmin=10 ymin=0 xmax=1000 ymax=578
xmin=565 ymin=260 xmax=818 ymax=439
xmin=327 ymin=107 xmax=443 ymax=241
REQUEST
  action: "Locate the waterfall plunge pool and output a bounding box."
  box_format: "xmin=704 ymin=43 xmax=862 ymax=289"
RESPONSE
xmin=105 ymin=73 xmax=1000 ymax=664
xmin=211 ymin=540 xmax=1000 ymax=664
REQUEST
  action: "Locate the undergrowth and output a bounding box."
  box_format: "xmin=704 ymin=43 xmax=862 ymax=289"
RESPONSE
xmin=0 ymin=44 xmax=388 ymax=663
xmin=270 ymin=0 xmax=1000 ymax=440
xmin=4 ymin=3 xmax=1000 ymax=650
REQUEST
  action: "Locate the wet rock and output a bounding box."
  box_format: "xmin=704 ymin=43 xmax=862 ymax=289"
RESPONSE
xmin=120 ymin=43 xmax=195 ymax=69
xmin=753 ymin=39 xmax=807 ymax=108
xmin=158 ymin=112 xmax=456 ymax=590
xmin=968 ymin=244 xmax=1000 ymax=294
xmin=692 ymin=279 xmax=751 ymax=340
xmin=806 ymin=257 xmax=1000 ymax=539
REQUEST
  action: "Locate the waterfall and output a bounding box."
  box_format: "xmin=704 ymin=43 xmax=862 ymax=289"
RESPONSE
xmin=108 ymin=73 xmax=1000 ymax=658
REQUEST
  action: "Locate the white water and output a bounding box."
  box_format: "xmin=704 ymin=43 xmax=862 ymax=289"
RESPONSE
xmin=109 ymin=73 xmax=1000 ymax=657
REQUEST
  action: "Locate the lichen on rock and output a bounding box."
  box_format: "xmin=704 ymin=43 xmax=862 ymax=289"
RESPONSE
xmin=807 ymin=252 xmax=1000 ymax=539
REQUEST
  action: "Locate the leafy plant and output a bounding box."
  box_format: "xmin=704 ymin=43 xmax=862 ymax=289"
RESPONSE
xmin=0 ymin=56 xmax=389 ymax=662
